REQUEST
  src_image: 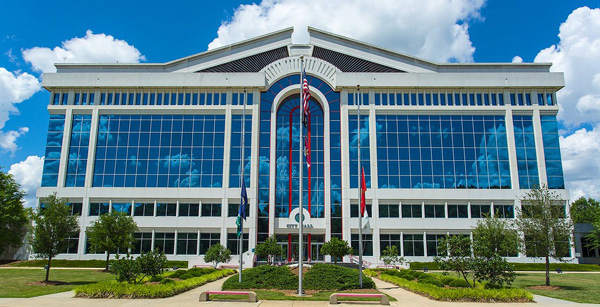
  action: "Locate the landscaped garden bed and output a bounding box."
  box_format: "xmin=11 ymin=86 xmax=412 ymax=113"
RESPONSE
xmin=75 ymin=268 xmax=235 ymax=298
xmin=408 ymin=261 xmax=600 ymax=272
xmin=366 ymin=269 xmax=533 ymax=302
xmin=217 ymin=264 xmax=391 ymax=301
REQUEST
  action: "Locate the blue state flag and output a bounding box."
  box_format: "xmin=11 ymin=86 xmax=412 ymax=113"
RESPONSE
xmin=240 ymin=180 xmax=248 ymax=220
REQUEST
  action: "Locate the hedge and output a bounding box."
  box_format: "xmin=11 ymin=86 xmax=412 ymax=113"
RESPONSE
xmin=75 ymin=269 xmax=234 ymax=298
xmin=304 ymin=263 xmax=376 ymax=290
xmin=366 ymin=270 xmax=532 ymax=302
xmin=9 ymin=259 xmax=188 ymax=269
xmin=222 ymin=265 xmax=298 ymax=290
xmin=408 ymin=261 xmax=600 ymax=272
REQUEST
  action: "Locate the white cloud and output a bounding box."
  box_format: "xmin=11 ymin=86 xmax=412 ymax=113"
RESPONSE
xmin=0 ymin=127 xmax=28 ymax=154
xmin=0 ymin=67 xmax=40 ymax=129
xmin=8 ymin=156 xmax=44 ymax=208
xmin=512 ymin=55 xmax=523 ymax=63
xmin=22 ymin=30 xmax=146 ymax=73
xmin=560 ymin=126 xmax=600 ymax=200
xmin=209 ymin=0 xmax=485 ymax=63
xmin=534 ymin=6 xmax=600 ymax=128
xmin=5 ymin=49 xmax=17 ymax=63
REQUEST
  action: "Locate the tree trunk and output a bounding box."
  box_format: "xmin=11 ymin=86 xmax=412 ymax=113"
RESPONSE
xmin=106 ymin=252 xmax=110 ymax=271
xmin=545 ymin=256 xmax=550 ymax=286
xmin=45 ymin=256 xmax=51 ymax=282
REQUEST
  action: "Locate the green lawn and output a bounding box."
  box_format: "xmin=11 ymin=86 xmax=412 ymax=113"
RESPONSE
xmin=8 ymin=259 xmax=187 ymax=268
xmin=511 ymin=273 xmax=600 ymax=304
xmin=0 ymin=269 xmax=113 ymax=298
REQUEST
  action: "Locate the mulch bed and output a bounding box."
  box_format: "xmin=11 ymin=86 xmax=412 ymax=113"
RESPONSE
xmin=27 ymin=281 xmax=70 ymax=286
xmin=528 ymin=285 xmax=563 ymax=290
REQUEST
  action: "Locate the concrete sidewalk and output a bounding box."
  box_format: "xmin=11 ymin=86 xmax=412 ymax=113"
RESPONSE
xmin=0 ymin=276 xmax=598 ymax=307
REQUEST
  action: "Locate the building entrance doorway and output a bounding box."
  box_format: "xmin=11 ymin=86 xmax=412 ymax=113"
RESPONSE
xmin=275 ymin=234 xmax=325 ymax=262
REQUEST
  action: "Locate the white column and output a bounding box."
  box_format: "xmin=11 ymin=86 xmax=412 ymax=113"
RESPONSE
xmin=504 ymin=109 xmax=519 ymax=189
xmin=57 ymin=108 xmax=74 ymax=187
xmin=532 ymin=109 xmax=548 ymax=186
xmin=84 ymin=108 xmax=99 ymax=187
xmin=423 ymin=231 xmax=428 ymax=257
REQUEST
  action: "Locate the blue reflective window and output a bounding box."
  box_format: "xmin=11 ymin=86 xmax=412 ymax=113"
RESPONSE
xmin=41 ymin=115 xmax=66 ymax=187
xmin=65 ymin=114 xmax=92 ymax=187
xmin=513 ymin=115 xmax=539 ymax=189
xmin=229 ymin=114 xmax=252 ymax=188
xmin=349 ymin=114 xmax=371 ymax=189
xmin=541 ymin=115 xmax=565 ymax=189
xmin=376 ymin=115 xmax=510 ymax=189
xmin=93 ymin=114 xmax=225 ymax=188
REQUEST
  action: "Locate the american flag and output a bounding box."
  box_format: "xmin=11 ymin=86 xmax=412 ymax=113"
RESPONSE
xmin=302 ymin=70 xmax=310 ymax=127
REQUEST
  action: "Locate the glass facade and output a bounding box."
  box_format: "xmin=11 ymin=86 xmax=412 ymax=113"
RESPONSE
xmin=348 ymin=114 xmax=371 ymax=188
xmin=41 ymin=115 xmax=65 ymax=187
xmin=513 ymin=115 xmax=539 ymax=189
xmin=541 ymin=115 xmax=565 ymax=189
xmin=229 ymin=114 xmax=252 ymax=188
xmin=275 ymin=95 xmax=325 ymax=218
xmin=65 ymin=114 xmax=92 ymax=187
xmin=93 ymin=114 xmax=225 ymax=188
xmin=376 ymin=115 xmax=510 ymax=189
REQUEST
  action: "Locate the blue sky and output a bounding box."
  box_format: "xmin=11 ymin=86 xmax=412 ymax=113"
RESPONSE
xmin=2 ymin=0 xmax=600 ymax=205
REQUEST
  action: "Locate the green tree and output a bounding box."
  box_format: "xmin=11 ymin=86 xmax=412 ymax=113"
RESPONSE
xmin=0 ymin=170 xmax=28 ymax=255
xmin=471 ymin=216 xmax=518 ymax=287
xmin=86 ymin=211 xmax=138 ymax=270
xmin=434 ymin=235 xmax=475 ymax=288
xmin=570 ymin=197 xmax=600 ymax=224
xmin=320 ymin=237 xmax=353 ymax=264
xmin=30 ymin=193 xmax=79 ymax=282
xmin=586 ymin=217 xmax=600 ymax=250
xmin=515 ymin=185 xmax=573 ymax=286
xmin=379 ymin=245 xmax=405 ymax=267
xmin=204 ymin=243 xmax=231 ymax=268
xmin=255 ymin=235 xmax=284 ymax=265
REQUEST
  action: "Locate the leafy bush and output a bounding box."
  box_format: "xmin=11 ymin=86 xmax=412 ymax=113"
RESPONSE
xmin=222 ymin=265 xmax=298 ymax=290
xmin=408 ymin=261 xmax=600 ymax=272
xmin=75 ymin=269 xmax=235 ymax=298
xmin=412 ymin=271 xmax=424 ymax=278
xmin=449 ymin=279 xmax=470 ymax=288
xmin=204 ymin=243 xmax=231 ymax=268
xmin=188 ymin=267 xmax=216 ymax=277
xmin=179 ymin=273 xmax=194 ymax=280
xmin=375 ymin=272 xmax=532 ymax=302
xmin=149 ymin=275 xmax=164 ymax=282
xmin=440 ymin=276 xmax=457 ymax=285
xmin=169 ymin=270 xmax=188 ymax=279
xmin=304 ymin=263 xmax=375 ymax=290
xmin=110 ymin=250 xmax=168 ymax=284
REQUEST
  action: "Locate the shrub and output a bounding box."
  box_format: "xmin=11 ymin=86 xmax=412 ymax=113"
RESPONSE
xmin=449 ymin=279 xmax=470 ymax=288
xmin=222 ymin=265 xmax=297 ymax=290
xmin=376 ymin=272 xmax=533 ymax=302
xmin=204 ymin=243 xmax=231 ymax=268
xmin=304 ymin=263 xmax=376 ymax=290
xmin=188 ymin=267 xmax=216 ymax=277
xmin=75 ymin=269 xmax=235 ymax=298
xmin=149 ymin=275 xmax=164 ymax=282
xmin=440 ymin=276 xmax=456 ymax=285
xmin=111 ymin=250 xmax=168 ymax=284
xmin=169 ymin=270 xmax=188 ymax=279
xmin=412 ymin=271 xmax=424 ymax=278
xmin=179 ymin=273 xmax=194 ymax=280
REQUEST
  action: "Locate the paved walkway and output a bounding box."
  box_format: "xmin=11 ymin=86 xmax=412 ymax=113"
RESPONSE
xmin=0 ymin=276 xmax=598 ymax=307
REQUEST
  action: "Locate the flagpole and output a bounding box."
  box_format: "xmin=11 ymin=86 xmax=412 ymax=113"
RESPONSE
xmin=298 ymin=56 xmax=304 ymax=296
xmin=239 ymin=88 xmax=247 ymax=283
xmin=357 ymin=85 xmax=363 ymax=288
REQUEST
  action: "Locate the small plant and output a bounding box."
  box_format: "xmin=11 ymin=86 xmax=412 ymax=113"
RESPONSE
xmin=204 ymin=243 xmax=231 ymax=268
xmin=149 ymin=275 xmax=164 ymax=282
xmin=320 ymin=237 xmax=353 ymax=264
xmin=380 ymin=245 xmax=406 ymax=268
xmin=110 ymin=249 xmax=168 ymax=284
xmin=255 ymin=235 xmax=284 ymax=265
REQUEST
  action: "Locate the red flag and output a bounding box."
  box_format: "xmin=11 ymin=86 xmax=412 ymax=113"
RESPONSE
xmin=361 ymin=167 xmax=366 ymax=216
